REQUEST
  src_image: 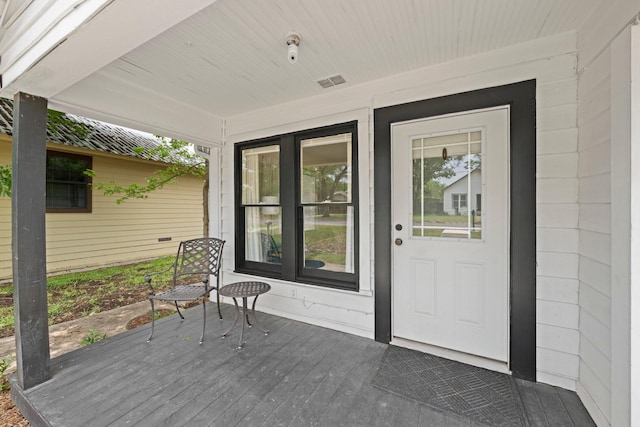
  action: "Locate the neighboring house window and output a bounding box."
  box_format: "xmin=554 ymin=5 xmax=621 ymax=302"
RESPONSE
xmin=46 ymin=151 xmax=92 ymax=213
xmin=235 ymin=122 xmax=358 ymax=291
xmin=452 ymin=193 xmax=466 ymax=213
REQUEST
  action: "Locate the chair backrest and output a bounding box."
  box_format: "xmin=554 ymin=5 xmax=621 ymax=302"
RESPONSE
xmin=174 ymin=238 xmax=225 ymax=283
xmin=259 ymin=232 xmax=281 ymax=263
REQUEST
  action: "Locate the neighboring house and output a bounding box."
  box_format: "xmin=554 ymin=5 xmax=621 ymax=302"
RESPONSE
xmin=442 ymin=169 xmax=482 ymax=216
xmin=0 ymin=99 xmax=204 ymax=280
xmin=1 ymin=2 xmax=639 ymax=426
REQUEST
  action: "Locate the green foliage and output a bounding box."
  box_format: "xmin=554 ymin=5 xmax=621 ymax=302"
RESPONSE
xmin=47 ymin=110 xmax=89 ymax=139
xmin=80 ymin=329 xmax=108 ymax=346
xmin=304 ymin=224 xmax=348 ymax=265
xmin=88 ymin=138 xmax=207 ymax=204
xmin=0 ymin=310 xmax=13 ymax=329
xmin=0 ymin=165 xmax=10 ymax=198
xmin=0 ymin=354 xmax=13 ymax=391
xmin=0 ymin=257 xmax=177 ymax=337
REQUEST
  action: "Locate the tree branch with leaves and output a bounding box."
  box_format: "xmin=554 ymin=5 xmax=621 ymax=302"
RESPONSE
xmin=86 ymin=139 xmax=207 ymax=204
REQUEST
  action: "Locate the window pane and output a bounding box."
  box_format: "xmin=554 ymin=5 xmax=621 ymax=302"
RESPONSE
xmin=300 ymin=133 xmax=352 ymax=203
xmin=46 ymin=183 xmax=87 ymax=208
xmin=411 ymin=132 xmax=482 ymax=239
xmin=244 ymin=206 xmax=282 ymax=264
xmin=242 ymin=145 xmax=279 ymax=205
xmin=303 ymin=205 xmax=354 ymax=273
xmin=46 ymin=154 xmax=90 ymax=209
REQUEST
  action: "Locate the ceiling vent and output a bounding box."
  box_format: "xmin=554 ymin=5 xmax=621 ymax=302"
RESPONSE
xmin=316 ymin=74 xmax=346 ymax=89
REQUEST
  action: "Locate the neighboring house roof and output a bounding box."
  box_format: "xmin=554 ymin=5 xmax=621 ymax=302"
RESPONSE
xmin=0 ymin=98 xmax=166 ymax=162
xmin=443 ymin=168 xmax=481 ymax=189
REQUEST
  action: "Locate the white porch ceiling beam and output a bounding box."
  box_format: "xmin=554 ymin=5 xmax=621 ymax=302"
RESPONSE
xmin=0 ymin=0 xmax=219 ymax=99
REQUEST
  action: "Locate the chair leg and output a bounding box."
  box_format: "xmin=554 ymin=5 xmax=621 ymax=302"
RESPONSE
xmin=199 ymin=298 xmax=206 ymax=344
xmin=147 ymin=299 xmax=156 ymax=342
xmin=175 ymin=301 xmax=184 ymax=319
xmin=216 ymin=291 xmax=223 ymax=320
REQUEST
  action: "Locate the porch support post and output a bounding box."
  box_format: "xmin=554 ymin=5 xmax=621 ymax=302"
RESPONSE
xmin=11 ymin=92 xmax=50 ymax=389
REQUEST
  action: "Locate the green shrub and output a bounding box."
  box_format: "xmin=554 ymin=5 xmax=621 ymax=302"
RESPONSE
xmin=80 ymin=329 xmax=108 ymax=346
xmin=0 ymin=354 xmax=14 ymax=391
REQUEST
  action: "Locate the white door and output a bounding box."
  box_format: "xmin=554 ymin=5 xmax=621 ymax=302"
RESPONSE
xmin=392 ymin=107 xmax=510 ymax=365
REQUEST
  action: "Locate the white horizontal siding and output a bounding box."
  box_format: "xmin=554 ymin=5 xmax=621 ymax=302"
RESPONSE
xmin=579 ymin=230 xmax=611 ymax=267
xmin=537 ymin=228 xmax=578 ymax=253
xmin=579 ymin=204 xmax=611 ymax=234
xmin=537 ymin=277 xmax=579 ymax=305
xmin=579 ymin=257 xmax=612 ymax=299
xmin=537 ymin=152 xmax=578 ymax=178
xmin=537 ymin=323 xmax=580 ymax=355
xmin=537 ymin=128 xmax=578 ymax=155
xmin=577 ymin=37 xmax=613 ymax=424
xmin=537 ymin=203 xmax=578 ymax=228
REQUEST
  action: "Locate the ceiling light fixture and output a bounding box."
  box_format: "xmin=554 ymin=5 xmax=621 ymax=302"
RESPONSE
xmin=285 ymin=31 xmax=301 ymax=64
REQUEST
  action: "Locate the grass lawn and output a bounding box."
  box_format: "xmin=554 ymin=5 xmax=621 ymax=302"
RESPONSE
xmin=0 ymin=256 xmax=185 ymax=339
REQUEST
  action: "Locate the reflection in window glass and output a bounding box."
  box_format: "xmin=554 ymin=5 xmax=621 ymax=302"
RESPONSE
xmin=300 ymin=133 xmax=354 ymax=272
xmin=302 ymin=206 xmax=354 ymax=273
xmin=241 ymin=145 xmax=281 ymax=262
xmin=244 ymin=207 xmax=282 ymax=264
xmin=411 ymin=130 xmax=483 ymax=239
xmin=241 ymin=145 xmax=280 ymax=204
xmin=46 ymin=152 xmax=91 ymax=210
xmin=301 ymin=133 xmax=351 ymax=203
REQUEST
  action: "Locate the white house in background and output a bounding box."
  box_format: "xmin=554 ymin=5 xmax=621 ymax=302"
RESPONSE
xmin=442 ymin=169 xmax=482 ymax=216
xmin=0 ymin=1 xmax=639 ymax=426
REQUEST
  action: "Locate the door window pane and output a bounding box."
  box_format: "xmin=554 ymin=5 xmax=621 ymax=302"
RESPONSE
xmin=411 ymin=130 xmax=482 ymax=239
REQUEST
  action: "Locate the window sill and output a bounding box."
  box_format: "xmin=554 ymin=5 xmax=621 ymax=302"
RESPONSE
xmin=232 ymin=268 xmax=360 ymax=293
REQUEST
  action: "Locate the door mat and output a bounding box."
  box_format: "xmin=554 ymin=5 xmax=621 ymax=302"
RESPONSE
xmin=371 ymin=346 xmax=527 ymax=426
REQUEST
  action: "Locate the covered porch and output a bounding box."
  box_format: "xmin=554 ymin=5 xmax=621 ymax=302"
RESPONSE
xmin=12 ymin=303 xmax=594 ymax=426
xmin=3 ymin=1 xmax=640 ymax=426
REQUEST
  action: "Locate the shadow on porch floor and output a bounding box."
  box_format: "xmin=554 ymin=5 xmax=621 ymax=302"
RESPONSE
xmin=12 ymin=303 xmax=594 ymax=426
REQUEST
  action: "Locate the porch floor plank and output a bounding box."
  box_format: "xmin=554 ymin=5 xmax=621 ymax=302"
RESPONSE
xmin=12 ymin=303 xmax=595 ymax=426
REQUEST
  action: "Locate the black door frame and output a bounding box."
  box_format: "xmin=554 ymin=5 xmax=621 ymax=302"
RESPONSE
xmin=373 ymin=80 xmax=536 ymax=381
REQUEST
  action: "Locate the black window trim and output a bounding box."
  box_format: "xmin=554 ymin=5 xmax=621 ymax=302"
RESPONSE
xmin=234 ymin=121 xmax=359 ymax=291
xmin=46 ymin=150 xmax=92 ymax=213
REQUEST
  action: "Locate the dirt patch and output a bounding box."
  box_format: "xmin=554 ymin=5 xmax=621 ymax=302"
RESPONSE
xmin=0 ymin=389 xmax=29 ymax=426
xmin=125 ymin=308 xmax=174 ymax=330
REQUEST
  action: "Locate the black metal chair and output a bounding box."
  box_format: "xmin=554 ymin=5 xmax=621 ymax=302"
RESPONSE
xmin=259 ymin=232 xmax=325 ymax=268
xmin=260 ymin=232 xmax=282 ymax=263
xmin=145 ymin=237 xmax=225 ymax=344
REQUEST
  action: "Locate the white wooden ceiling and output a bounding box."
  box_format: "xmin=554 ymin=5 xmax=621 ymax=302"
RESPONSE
xmin=0 ymin=0 xmax=606 ymax=141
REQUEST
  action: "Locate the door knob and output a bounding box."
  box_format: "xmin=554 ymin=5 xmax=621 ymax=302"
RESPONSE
xmin=395 ymin=238 xmax=403 ymax=246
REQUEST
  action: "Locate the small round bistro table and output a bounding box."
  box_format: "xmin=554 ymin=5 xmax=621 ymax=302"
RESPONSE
xmin=218 ymin=281 xmax=271 ymax=349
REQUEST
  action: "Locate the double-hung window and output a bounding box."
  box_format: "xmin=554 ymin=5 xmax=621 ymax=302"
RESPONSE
xmin=235 ymin=122 xmax=358 ymax=290
xmin=46 ymin=150 xmax=92 ymax=213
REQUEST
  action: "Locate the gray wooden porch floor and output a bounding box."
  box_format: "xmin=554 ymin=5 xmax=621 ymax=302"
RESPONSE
xmin=12 ymin=303 xmax=594 ymax=426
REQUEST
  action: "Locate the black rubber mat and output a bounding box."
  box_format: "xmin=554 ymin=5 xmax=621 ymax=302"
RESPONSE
xmin=371 ymin=346 xmax=528 ymax=426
